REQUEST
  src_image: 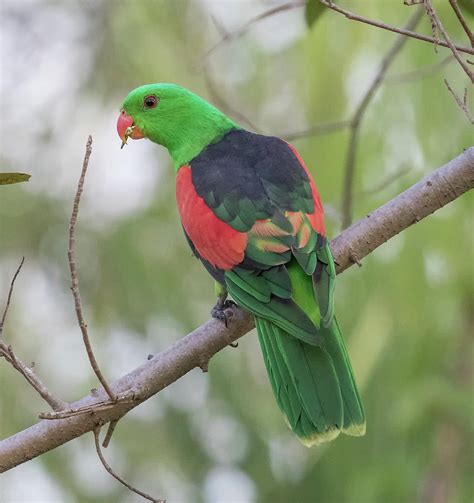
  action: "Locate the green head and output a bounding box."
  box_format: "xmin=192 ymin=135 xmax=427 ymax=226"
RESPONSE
xmin=117 ymin=83 xmax=237 ymax=169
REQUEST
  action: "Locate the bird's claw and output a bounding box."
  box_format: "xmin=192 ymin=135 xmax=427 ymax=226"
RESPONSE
xmin=211 ymin=299 xmax=237 ymax=328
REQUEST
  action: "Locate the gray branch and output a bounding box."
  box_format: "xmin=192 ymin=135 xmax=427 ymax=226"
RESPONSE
xmin=0 ymin=147 xmax=472 ymax=473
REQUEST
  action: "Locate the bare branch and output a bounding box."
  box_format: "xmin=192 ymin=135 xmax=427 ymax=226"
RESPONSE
xmin=334 ymin=147 xmax=474 ymax=272
xmin=318 ymin=0 xmax=474 ymax=56
xmin=102 ymin=419 xmax=118 ymax=448
xmin=421 ymin=0 xmax=441 ymax=52
xmin=0 ymin=257 xmax=25 ymax=332
xmin=0 ymin=258 xmax=67 ymax=411
xmin=340 ymin=8 xmax=424 ymax=229
xmin=68 ymin=136 xmax=116 ymax=402
xmin=1 ymin=147 xmax=472 ymax=473
xmin=448 ymin=0 xmax=474 ymax=48
xmin=0 ymin=342 xmax=68 ymax=411
xmin=93 ymin=428 xmax=164 ymax=503
xmin=444 ymin=79 xmax=474 ymax=124
xmin=424 ymin=0 xmax=473 ymax=82
xmin=38 ymin=395 xmax=136 ymax=420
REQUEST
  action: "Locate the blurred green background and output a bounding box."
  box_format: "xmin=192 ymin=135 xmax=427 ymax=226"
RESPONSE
xmin=1 ymin=1 xmax=473 ymax=502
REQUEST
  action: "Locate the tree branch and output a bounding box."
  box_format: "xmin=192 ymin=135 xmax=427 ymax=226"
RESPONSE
xmin=0 ymin=147 xmax=472 ymax=472
xmin=0 ymin=257 xmax=25 ymax=332
xmin=68 ymin=136 xmax=116 ymax=402
xmin=448 ymin=0 xmax=474 ymax=48
xmin=444 ymin=79 xmax=474 ymax=124
xmin=93 ymin=428 xmax=164 ymax=503
xmin=0 ymin=342 xmax=67 ymax=412
xmin=423 ymin=0 xmax=473 ymax=82
xmin=0 ymin=258 xmax=68 ymax=411
xmin=319 ymin=0 xmax=474 ymax=56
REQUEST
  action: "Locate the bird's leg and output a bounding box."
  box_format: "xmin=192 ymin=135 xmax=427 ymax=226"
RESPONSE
xmin=211 ymin=282 xmax=236 ymax=329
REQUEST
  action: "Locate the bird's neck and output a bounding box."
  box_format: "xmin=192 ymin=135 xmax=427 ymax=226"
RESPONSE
xmin=165 ymin=109 xmax=238 ymax=170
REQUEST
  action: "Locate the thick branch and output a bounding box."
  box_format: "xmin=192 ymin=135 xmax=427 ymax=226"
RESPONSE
xmin=334 ymin=147 xmax=474 ymax=272
xmin=0 ymin=148 xmax=472 ymax=472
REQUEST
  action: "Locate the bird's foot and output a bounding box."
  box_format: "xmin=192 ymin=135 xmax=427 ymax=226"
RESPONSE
xmin=211 ymin=299 xmax=237 ymax=328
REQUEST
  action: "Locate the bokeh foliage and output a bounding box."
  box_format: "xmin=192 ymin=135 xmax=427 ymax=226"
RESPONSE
xmin=0 ymin=1 xmax=472 ymax=502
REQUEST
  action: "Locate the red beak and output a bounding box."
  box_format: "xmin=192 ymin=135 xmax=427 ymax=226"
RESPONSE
xmin=117 ymin=110 xmax=145 ymax=142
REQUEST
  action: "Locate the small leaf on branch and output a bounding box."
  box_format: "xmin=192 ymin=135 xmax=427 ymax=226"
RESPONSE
xmin=0 ymin=173 xmax=31 ymax=185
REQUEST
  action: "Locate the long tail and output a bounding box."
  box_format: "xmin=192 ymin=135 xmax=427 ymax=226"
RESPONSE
xmin=256 ymin=316 xmax=365 ymax=446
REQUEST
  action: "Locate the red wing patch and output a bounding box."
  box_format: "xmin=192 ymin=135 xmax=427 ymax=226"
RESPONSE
xmin=176 ymin=166 xmax=248 ymax=270
xmin=287 ymin=143 xmax=326 ymax=237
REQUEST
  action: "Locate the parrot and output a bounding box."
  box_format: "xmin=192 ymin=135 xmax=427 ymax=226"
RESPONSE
xmin=117 ymin=83 xmax=365 ymax=446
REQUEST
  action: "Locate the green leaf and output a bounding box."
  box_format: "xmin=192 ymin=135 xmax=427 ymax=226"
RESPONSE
xmin=305 ymin=0 xmax=326 ymax=28
xmin=0 ymin=173 xmax=31 ymax=185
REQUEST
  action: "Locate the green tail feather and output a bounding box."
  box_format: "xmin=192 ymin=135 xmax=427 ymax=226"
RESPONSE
xmin=256 ymin=316 xmax=365 ymax=445
xmin=225 ymin=253 xmax=365 ymax=445
xmin=255 ymin=258 xmax=365 ymax=446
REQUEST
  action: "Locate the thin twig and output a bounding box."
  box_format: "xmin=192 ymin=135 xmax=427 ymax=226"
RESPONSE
xmin=424 ymin=0 xmax=473 ymax=82
xmin=93 ymin=428 xmax=164 ymax=503
xmin=340 ymin=8 xmax=424 ymax=230
xmin=444 ymin=79 xmax=474 ymax=124
xmin=385 ymin=54 xmax=454 ymax=84
xmin=421 ymin=0 xmax=440 ymax=52
xmin=448 ymin=0 xmax=474 ymax=48
xmin=283 ymin=120 xmax=351 ymax=141
xmin=68 ymin=136 xmax=116 ymax=402
xmin=202 ymin=0 xmax=305 ymax=61
xmin=39 ymin=395 xmax=136 ymax=420
xmin=0 ymin=257 xmax=25 ymax=332
xmin=210 ymin=14 xmax=229 ymax=39
xmin=318 ymin=0 xmax=474 ymax=56
xmin=0 ymin=342 xmax=67 ymax=411
xmin=0 ymin=258 xmax=67 ymax=411
xmin=102 ymin=420 xmax=119 ymax=448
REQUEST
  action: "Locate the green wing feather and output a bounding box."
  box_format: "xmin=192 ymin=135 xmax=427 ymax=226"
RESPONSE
xmin=226 ymin=269 xmax=322 ymax=347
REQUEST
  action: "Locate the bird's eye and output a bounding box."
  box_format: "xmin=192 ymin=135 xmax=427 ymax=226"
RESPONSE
xmin=143 ymin=95 xmax=158 ymax=109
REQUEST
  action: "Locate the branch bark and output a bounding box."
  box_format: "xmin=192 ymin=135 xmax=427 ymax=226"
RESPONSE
xmin=0 ymin=147 xmax=472 ymax=473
